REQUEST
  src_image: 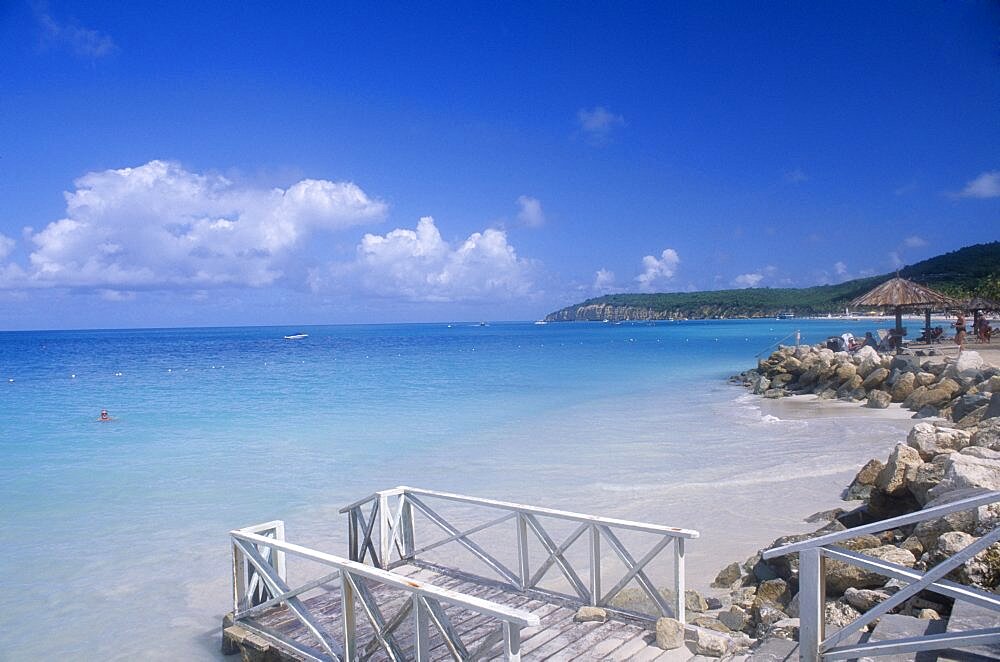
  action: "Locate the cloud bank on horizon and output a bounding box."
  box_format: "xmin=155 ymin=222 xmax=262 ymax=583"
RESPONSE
xmin=0 ymin=157 xmax=994 ymax=322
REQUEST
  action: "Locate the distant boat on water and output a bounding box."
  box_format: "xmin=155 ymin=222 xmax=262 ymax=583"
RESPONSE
xmin=533 ymin=320 xmax=547 ymax=325
xmin=776 ymin=311 xmax=795 ymax=320
xmin=284 ymin=333 xmax=308 ymax=340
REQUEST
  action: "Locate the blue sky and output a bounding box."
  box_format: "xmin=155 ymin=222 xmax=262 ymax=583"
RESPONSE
xmin=1 ymin=1 xmax=998 ymax=329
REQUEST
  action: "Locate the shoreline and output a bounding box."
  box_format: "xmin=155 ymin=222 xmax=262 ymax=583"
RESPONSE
xmin=687 ymin=342 xmax=1000 ymax=656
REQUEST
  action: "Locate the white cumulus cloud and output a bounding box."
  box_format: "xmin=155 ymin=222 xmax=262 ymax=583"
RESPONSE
xmin=733 ymin=273 xmax=764 ymax=288
xmin=593 ymin=268 xmax=616 ymax=293
xmin=0 ymin=234 xmax=14 ymax=261
xmin=902 ymin=235 xmax=927 ymax=248
xmin=6 ymin=160 xmax=386 ymax=291
xmin=577 ymin=106 xmax=625 ymax=145
xmin=516 ymin=195 xmax=545 ymax=228
xmin=635 ymin=249 xmax=680 ymax=291
xmin=351 ymin=216 xmax=534 ymax=302
xmin=833 ymin=261 xmax=848 ymax=276
xmin=957 ymin=170 xmax=1000 ymax=198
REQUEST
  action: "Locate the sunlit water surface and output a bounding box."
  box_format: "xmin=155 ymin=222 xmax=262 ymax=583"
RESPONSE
xmin=0 ymin=320 xmax=916 ymax=659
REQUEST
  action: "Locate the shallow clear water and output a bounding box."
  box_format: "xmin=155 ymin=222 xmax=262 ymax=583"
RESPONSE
xmin=0 ymin=320 xmax=915 ymax=659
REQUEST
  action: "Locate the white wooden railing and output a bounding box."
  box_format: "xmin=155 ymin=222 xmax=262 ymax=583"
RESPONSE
xmin=340 ymin=486 xmax=699 ymax=622
xmin=230 ymin=520 xmax=539 ymax=661
xmin=763 ymin=490 xmax=1000 ymax=661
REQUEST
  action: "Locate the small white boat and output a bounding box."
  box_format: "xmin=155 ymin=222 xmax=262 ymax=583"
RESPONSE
xmin=533 ymin=320 xmax=547 ymax=325
xmin=284 ymin=333 xmax=308 ymax=340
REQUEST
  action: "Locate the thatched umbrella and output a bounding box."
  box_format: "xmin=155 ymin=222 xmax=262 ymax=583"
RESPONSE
xmin=966 ymin=296 xmax=1000 ymax=337
xmin=850 ymin=277 xmax=961 ymax=348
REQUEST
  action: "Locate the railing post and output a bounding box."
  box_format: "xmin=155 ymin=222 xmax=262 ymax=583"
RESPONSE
xmin=349 ymin=508 xmax=360 ymax=562
xmin=272 ymin=522 xmax=287 ymax=583
xmin=413 ymin=594 xmax=430 ymax=661
xmin=378 ymin=492 xmax=391 ymax=568
xmin=516 ymin=513 xmax=530 ymax=590
xmin=673 ymin=537 xmax=685 ymax=622
xmin=589 ymin=525 xmax=601 ymax=606
xmin=232 ymin=541 xmax=246 ymax=613
xmin=503 ymin=622 xmax=521 ymax=662
xmin=341 ymin=571 xmax=357 ymax=660
xmin=401 ymin=495 xmax=416 ymax=560
xmin=799 ymin=547 xmax=825 ymax=662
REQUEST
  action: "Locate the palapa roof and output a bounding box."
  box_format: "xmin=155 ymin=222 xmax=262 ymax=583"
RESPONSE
xmin=850 ymin=276 xmax=960 ymax=309
xmin=966 ymin=296 xmax=1000 ymax=311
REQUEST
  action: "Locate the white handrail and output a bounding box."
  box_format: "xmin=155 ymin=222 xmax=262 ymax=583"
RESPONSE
xmin=232 ymin=529 xmax=539 ymax=627
xmin=345 ymin=485 xmax=699 ymax=538
xmin=763 ymin=490 xmax=1000 ymax=559
xmin=343 ymin=486 xmax=698 ymax=623
xmin=762 ymin=490 xmax=1000 ymax=662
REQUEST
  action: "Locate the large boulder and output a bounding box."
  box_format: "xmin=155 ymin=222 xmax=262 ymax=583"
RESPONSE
xmin=756 ymin=578 xmax=792 ymax=607
xmin=855 ymin=346 xmax=879 ymax=362
xmin=876 ymin=444 xmax=923 ymax=496
xmin=931 ymin=532 xmax=1000 ymax=588
xmin=904 ymin=385 xmax=929 ymax=410
xmin=654 ymin=617 xmax=684 ymax=650
xmin=908 ymin=387 xmax=957 ymax=411
xmin=915 ymin=371 xmax=938 ymax=387
xmin=867 ymin=390 xmax=892 ymax=409
xmin=891 ymin=371 xmax=917 ymax=402
xmin=907 ymin=423 xmax=939 ymax=459
xmin=844 ymin=458 xmax=884 ymax=500
xmin=712 ymin=561 xmax=742 ymax=588
xmin=926 ymin=454 xmax=1000 ymax=501
xmin=690 ymin=628 xmax=730 ymax=657
xmin=944 ymin=351 xmax=985 ymax=380
xmin=843 ymin=587 xmax=891 ymax=612
xmin=826 ymin=545 xmax=916 ymax=594
xmin=909 ymin=424 xmax=973 ymax=458
xmin=836 ymin=363 xmax=858 ymax=382
xmin=751 ymin=375 xmax=771 ymax=394
xmin=858 ymin=356 xmax=881 ymax=379
xmin=912 ymin=488 xmax=987 ymax=549
xmin=972 ymin=418 xmax=1000 ymax=451
xmin=938 ymin=378 xmax=962 ymax=398
xmin=719 ymin=605 xmax=750 ymax=632
xmin=908 ymin=456 xmax=949 ymax=505
xmin=954 ymin=394 xmax=991 ymax=422
xmin=863 ymin=367 xmax=891 ymax=390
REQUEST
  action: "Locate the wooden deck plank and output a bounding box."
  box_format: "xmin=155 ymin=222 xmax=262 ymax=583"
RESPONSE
xmin=604 ymin=632 xmax=658 ymax=660
xmin=542 ymin=620 xmax=650 ymax=660
xmin=237 ymin=562 xmax=668 ymax=661
xmin=588 ymin=635 xmax=631 ymax=659
xmin=520 ymin=619 xmax=603 ymax=658
xmin=627 ymin=643 xmax=674 ymax=662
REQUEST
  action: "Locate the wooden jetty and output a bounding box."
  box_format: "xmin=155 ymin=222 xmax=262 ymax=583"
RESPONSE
xmin=223 ymin=486 xmax=699 ymax=661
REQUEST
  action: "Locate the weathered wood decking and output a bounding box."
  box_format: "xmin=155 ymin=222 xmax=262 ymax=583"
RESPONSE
xmin=226 ymin=487 xmax=700 ymax=661
xmin=232 ymin=560 xmax=677 ymax=661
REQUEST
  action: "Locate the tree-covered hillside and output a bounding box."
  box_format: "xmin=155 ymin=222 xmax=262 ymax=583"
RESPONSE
xmin=546 ymin=242 xmax=1000 ymax=321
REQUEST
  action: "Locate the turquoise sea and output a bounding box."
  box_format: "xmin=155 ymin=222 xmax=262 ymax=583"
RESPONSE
xmin=0 ymin=320 xmax=916 ymax=659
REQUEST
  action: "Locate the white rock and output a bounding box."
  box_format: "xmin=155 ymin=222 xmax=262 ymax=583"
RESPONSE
xmin=691 ymin=628 xmax=730 ymax=657
xmin=574 ymin=605 xmax=607 ymax=623
xmin=654 ymin=616 xmax=684 ymax=649
xmin=945 ymin=351 xmax=985 ymax=380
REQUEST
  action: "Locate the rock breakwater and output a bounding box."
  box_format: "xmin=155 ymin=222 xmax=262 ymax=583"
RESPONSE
xmin=692 ymin=343 xmax=1000 ymax=658
xmin=735 ymin=344 xmax=999 ymax=425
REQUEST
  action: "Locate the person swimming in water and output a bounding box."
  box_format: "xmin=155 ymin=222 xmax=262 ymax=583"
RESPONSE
xmin=98 ymin=409 xmax=112 ymax=421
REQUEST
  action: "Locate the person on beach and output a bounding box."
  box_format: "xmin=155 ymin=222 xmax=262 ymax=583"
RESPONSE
xmin=955 ymin=313 xmax=966 ymax=352
xmin=98 ymin=409 xmax=112 ymax=422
